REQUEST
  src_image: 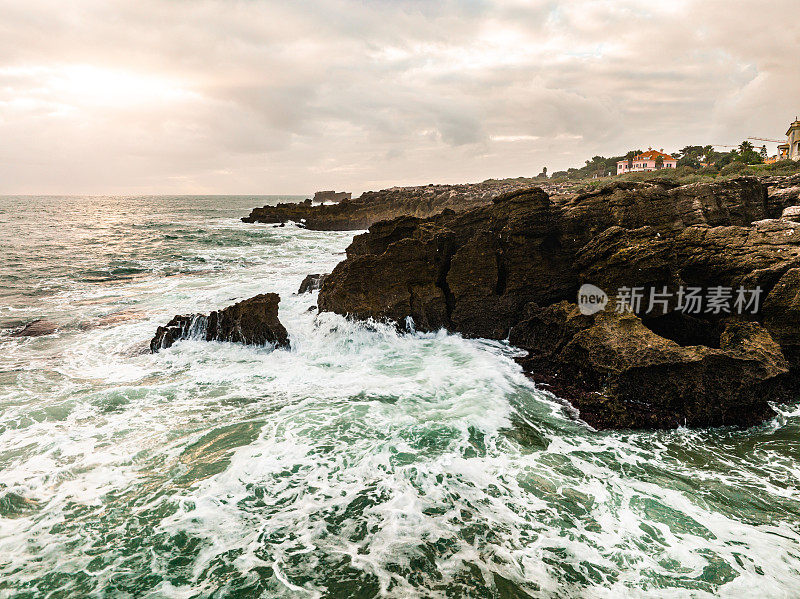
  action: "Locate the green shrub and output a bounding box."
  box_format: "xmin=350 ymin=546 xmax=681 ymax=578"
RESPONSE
xmin=765 ymin=160 xmax=800 ymax=174
xmin=720 ymin=161 xmax=747 ymax=175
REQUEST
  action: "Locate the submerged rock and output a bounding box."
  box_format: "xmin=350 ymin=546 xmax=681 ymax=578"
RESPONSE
xmin=150 ymin=293 xmax=289 ymax=352
xmin=318 ymin=175 xmax=800 ymax=430
xmin=10 ymin=319 xmax=58 ymax=337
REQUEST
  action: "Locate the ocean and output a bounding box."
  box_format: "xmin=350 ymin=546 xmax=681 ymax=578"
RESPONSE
xmin=1 ymin=195 xmax=799 ymax=598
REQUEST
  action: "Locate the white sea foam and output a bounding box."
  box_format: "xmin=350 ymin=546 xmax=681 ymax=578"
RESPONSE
xmin=2 ymin=197 xmax=800 ymax=598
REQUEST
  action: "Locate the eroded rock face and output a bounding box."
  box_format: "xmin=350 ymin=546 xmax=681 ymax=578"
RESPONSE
xmin=319 ymin=178 xmax=775 ymax=338
xmin=763 ymin=268 xmax=800 ymax=369
xmin=319 ymin=188 xmax=577 ymax=338
xmin=150 ymin=293 xmax=289 ymax=352
xmin=318 ymin=175 xmax=800 ymax=429
xmin=762 ymin=173 xmax=800 ymax=213
xmin=511 ymin=303 xmax=788 ymax=429
xmin=558 ymin=177 xmax=769 ymax=241
xmin=781 ymin=205 xmax=800 ymax=220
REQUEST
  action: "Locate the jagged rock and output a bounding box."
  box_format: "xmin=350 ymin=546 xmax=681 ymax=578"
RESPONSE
xmin=319 ymin=188 xmax=577 ymax=337
xmin=297 ymin=274 xmax=328 ymax=294
xmin=763 ymin=268 xmax=800 ymax=369
xmin=512 ymin=303 xmax=788 ymax=429
xmin=318 ymin=175 xmax=800 ymax=429
xmin=762 ymin=174 xmax=800 ymax=217
xmin=558 ymin=177 xmax=768 ymax=246
xmin=577 ymin=219 xmax=800 ymax=307
xmin=319 ymin=179 xmax=770 ymax=340
xmin=150 ymin=293 xmax=289 ymax=352
xmin=10 ymin=319 xmax=58 ymax=337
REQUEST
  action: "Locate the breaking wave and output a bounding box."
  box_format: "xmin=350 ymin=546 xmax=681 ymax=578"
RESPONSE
xmin=1 ymin=195 xmax=800 ymax=598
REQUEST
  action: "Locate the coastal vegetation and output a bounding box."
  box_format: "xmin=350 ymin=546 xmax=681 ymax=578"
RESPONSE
xmin=549 ymin=142 xmax=800 ymax=188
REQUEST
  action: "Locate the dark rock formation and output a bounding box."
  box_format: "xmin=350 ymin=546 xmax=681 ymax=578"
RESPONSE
xmin=297 ymin=274 xmax=328 ymax=294
xmin=319 ymin=189 xmax=577 ymax=337
xmin=320 ymin=178 xmax=775 ymax=337
xmin=242 ymin=178 xmax=582 ymax=231
xmin=10 ymin=319 xmax=58 ymax=337
xmin=318 ymin=175 xmax=800 ymax=429
xmin=510 ymin=303 xmax=788 ymax=429
xmin=313 ymin=190 xmax=351 ymax=203
xmin=151 ymin=293 xmax=289 ymax=352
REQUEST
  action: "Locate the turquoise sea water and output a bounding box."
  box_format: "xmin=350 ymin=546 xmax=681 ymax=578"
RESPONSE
xmin=1 ymin=195 xmax=800 ymax=598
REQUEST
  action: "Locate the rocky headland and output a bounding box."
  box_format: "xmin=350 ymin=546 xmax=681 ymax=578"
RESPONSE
xmin=159 ymin=173 xmax=800 ymax=430
xmin=242 ymin=178 xmax=578 ymax=231
xmin=317 ymin=175 xmax=800 ymax=429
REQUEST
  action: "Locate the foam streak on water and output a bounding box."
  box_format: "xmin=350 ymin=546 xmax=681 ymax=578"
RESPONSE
xmin=1 ymin=196 xmax=800 ymax=598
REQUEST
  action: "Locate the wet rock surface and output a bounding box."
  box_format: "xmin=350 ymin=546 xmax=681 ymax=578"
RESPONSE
xmin=151 ymin=293 xmax=289 ymax=352
xmin=318 ymin=175 xmax=800 ymax=429
xmin=297 ymin=273 xmax=328 ymax=294
xmin=511 ymin=303 xmax=788 ymax=429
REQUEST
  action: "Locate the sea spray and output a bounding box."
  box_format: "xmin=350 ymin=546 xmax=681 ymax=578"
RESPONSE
xmin=1 ymin=196 xmax=800 ymax=598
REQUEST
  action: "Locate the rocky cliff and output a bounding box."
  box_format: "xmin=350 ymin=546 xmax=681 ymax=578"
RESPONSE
xmin=318 ymin=176 xmax=800 ymax=429
xmin=242 ymin=178 xmax=579 ymax=231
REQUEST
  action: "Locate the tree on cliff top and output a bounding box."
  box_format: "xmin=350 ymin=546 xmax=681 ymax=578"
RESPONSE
xmin=737 ymin=140 xmax=763 ymax=165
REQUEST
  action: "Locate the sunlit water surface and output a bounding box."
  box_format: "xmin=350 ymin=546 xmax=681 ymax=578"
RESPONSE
xmin=1 ymin=195 xmax=799 ymax=598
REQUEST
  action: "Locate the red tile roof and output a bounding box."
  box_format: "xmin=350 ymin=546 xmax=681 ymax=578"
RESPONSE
xmin=634 ymin=150 xmax=676 ymax=161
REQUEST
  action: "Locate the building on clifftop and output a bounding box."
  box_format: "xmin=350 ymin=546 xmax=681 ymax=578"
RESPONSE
xmin=779 ymin=118 xmax=800 ymax=161
xmin=616 ymin=149 xmax=677 ymax=175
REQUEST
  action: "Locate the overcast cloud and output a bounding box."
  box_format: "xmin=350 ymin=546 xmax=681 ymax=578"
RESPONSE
xmin=1 ymin=0 xmax=798 ymax=194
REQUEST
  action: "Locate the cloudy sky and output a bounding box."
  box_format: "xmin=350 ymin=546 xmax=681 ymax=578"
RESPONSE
xmin=1 ymin=0 xmax=798 ymax=195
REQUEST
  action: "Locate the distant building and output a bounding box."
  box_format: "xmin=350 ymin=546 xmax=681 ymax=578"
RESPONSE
xmin=616 ymin=149 xmax=677 ymax=175
xmin=779 ymin=118 xmax=800 ymax=161
xmin=313 ymin=190 xmax=351 ymax=203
